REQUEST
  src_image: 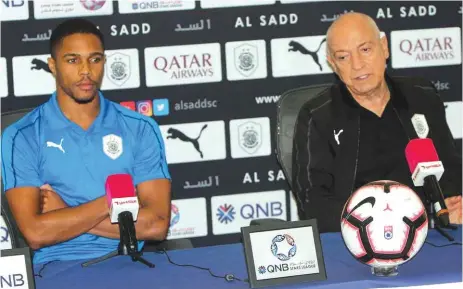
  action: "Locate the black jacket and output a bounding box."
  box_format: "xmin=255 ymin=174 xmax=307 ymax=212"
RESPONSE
xmin=291 ymin=75 xmax=462 ymax=233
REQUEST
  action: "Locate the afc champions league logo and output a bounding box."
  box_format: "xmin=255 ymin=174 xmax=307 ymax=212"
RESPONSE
xmin=102 ymin=134 xmax=123 ymax=160
xmin=271 ymin=234 xmax=297 ymax=261
xmin=238 ymin=121 xmax=262 ymax=155
xmin=106 ymin=53 xmax=131 ymax=86
xmin=234 ymin=44 xmax=258 ymax=77
xmin=80 ymin=0 xmax=106 ymax=10
xmin=170 ymin=204 xmax=180 ymax=227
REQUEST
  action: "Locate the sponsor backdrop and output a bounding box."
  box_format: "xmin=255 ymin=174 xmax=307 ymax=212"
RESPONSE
xmin=0 ymin=1 xmax=462 ymax=249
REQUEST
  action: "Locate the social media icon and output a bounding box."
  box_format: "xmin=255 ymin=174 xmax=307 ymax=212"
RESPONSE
xmin=137 ymin=100 xmax=153 ymax=116
xmin=120 ymin=101 xmax=136 ymax=111
xmin=153 ymin=99 xmax=170 ymax=116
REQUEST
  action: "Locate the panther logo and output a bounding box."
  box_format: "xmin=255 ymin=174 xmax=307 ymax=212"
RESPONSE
xmin=288 ymin=38 xmax=327 ymax=71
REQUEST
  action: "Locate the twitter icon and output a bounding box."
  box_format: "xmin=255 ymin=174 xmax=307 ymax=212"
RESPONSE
xmin=153 ymin=99 xmax=169 ymax=116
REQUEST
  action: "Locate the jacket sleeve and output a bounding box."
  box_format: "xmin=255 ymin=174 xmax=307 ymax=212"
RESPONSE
xmin=429 ymin=92 xmax=462 ymax=197
xmin=291 ymin=104 xmax=345 ymax=232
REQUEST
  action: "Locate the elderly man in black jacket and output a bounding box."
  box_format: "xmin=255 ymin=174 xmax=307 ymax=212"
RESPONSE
xmin=292 ymin=12 xmax=462 ymax=233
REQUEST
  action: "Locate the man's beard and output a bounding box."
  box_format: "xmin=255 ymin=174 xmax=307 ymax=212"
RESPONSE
xmin=59 ymin=83 xmax=97 ymax=104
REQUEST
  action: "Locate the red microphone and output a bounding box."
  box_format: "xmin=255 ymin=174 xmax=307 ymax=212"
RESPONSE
xmin=105 ymin=174 xmax=140 ymax=255
xmin=105 ymin=174 xmax=139 ymax=223
xmin=405 ymin=138 xmax=449 ymax=226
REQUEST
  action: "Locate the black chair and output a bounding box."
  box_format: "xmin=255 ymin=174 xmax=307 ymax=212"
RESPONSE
xmin=275 ymin=84 xmax=332 ymax=190
xmin=1 ymin=107 xmax=192 ymax=251
xmin=1 ymin=108 xmax=34 ymax=249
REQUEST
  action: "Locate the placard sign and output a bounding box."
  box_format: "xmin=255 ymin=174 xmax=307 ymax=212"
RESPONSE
xmin=241 ymin=219 xmax=326 ymax=288
xmin=0 ymin=247 xmax=36 ymax=289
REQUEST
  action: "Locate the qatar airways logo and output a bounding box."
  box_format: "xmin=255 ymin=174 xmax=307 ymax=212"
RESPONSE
xmin=391 ymin=27 xmax=462 ymax=69
xmin=154 ymin=54 xmax=213 ymax=78
xmin=145 ymin=43 xmax=222 ymax=87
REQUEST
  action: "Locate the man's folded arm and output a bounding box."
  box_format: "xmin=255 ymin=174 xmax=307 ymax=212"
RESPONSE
xmin=6 ymin=188 xmax=108 ymax=250
xmin=291 ymin=105 xmax=345 ymax=232
xmin=88 ymin=179 xmax=171 ymax=240
xmin=2 ymin=129 xmax=109 ymax=250
xmin=89 ymin=117 xmax=172 ymax=241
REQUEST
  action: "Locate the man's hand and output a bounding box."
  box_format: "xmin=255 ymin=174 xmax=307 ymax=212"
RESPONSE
xmin=445 ymin=196 xmax=462 ymax=225
xmin=40 ymin=184 xmax=68 ymax=214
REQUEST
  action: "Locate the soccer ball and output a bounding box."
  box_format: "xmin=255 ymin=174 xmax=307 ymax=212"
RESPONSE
xmin=340 ymin=180 xmax=428 ymax=268
xmin=80 ymin=0 xmax=106 ymax=10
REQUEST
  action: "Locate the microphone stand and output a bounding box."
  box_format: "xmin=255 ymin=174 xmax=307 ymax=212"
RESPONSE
xmin=423 ymin=176 xmax=457 ymax=242
xmin=81 ymin=212 xmax=155 ymax=268
xmin=427 ymin=203 xmax=457 ymax=242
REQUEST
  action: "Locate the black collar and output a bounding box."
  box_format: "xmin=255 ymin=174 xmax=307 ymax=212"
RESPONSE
xmin=337 ymin=73 xmax=409 ymax=113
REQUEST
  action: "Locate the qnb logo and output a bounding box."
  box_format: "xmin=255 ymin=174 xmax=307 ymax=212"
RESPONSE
xmin=1 ymin=226 xmax=9 ymax=243
xmin=217 ymin=204 xmax=236 ymax=224
xmin=240 ymin=202 xmax=283 ymax=219
xmin=114 ymin=200 xmax=137 ymax=206
xmin=271 ymin=234 xmax=297 ymax=261
xmin=0 ymin=274 xmax=25 ymax=287
xmin=2 ymin=0 xmax=24 ymax=8
xmin=399 ymin=37 xmax=455 ymax=61
xmin=153 ymin=54 xmax=214 ymax=79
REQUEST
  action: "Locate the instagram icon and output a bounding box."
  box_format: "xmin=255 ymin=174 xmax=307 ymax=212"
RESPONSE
xmin=137 ymin=100 xmax=153 ymax=116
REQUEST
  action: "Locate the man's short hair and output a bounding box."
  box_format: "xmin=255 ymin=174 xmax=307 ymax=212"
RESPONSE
xmin=49 ymin=18 xmax=104 ymax=59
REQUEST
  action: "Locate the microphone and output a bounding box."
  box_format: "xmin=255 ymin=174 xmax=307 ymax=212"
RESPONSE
xmin=105 ymin=174 xmax=140 ymax=255
xmin=405 ymin=138 xmax=449 ymax=227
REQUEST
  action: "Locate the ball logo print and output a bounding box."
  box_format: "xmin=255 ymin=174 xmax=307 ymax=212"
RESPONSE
xmin=384 ymin=225 xmax=393 ymax=240
xmin=271 ymin=234 xmax=297 ymax=261
xmin=217 ymin=204 xmax=236 ymax=224
xmin=234 ymin=43 xmax=258 ymax=77
xmin=106 ymin=52 xmax=130 ymax=86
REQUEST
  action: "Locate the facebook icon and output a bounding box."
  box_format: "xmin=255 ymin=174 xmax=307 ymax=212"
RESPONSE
xmin=153 ymin=99 xmax=169 ymax=116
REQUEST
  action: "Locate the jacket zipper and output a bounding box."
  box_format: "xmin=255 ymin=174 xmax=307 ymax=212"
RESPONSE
xmin=350 ymin=116 xmax=361 ymax=196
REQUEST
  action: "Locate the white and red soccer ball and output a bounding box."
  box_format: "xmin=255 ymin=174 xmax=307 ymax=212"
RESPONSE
xmin=341 ymin=180 xmax=428 ymax=268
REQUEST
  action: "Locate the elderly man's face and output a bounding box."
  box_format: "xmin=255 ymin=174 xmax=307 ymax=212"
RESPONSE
xmin=327 ymin=26 xmax=389 ymax=96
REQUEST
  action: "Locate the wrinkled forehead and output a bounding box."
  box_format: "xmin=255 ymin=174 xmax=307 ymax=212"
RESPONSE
xmin=328 ymin=25 xmax=379 ymax=53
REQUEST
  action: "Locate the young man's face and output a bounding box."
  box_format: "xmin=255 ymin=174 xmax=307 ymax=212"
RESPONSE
xmin=48 ymin=33 xmax=105 ymax=104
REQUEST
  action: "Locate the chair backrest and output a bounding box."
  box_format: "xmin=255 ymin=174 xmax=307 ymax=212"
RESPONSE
xmin=276 ymin=84 xmax=332 ymax=189
xmin=1 ymin=108 xmax=35 ymax=249
xmin=1 ymin=195 xmax=19 ymax=249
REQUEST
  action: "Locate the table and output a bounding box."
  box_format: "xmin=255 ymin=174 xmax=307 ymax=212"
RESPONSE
xmin=33 ymin=227 xmax=462 ymax=289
